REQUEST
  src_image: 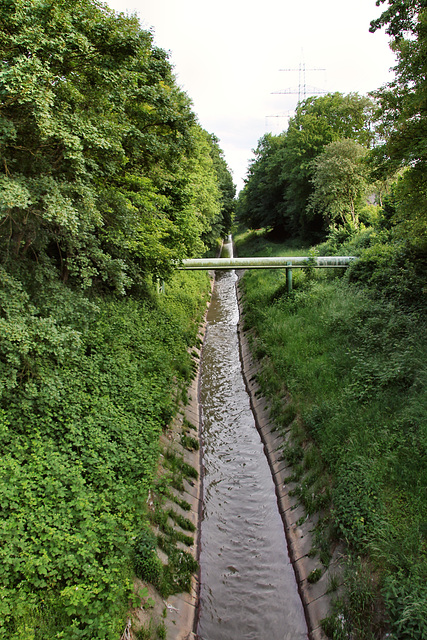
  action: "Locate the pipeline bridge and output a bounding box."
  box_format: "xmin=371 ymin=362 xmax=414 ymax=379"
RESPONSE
xmin=176 ymin=255 xmax=357 ymax=293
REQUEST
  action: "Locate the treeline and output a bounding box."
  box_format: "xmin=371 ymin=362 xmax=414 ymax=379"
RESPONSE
xmin=0 ymin=0 xmax=234 ymax=637
xmin=237 ymin=0 xmax=426 ymax=287
xmin=237 ymin=92 xmax=375 ymax=239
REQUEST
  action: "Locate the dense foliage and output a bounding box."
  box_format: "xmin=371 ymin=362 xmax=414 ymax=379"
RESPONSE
xmin=0 ymin=0 xmax=234 ymax=290
xmin=0 ymin=0 xmax=235 ymax=637
xmin=369 ymin=0 xmax=427 ymax=247
xmin=238 ymin=0 xmax=427 ymax=251
xmin=235 ymin=4 xmax=426 ymax=636
xmin=0 ymin=268 xmax=212 ymax=639
xmin=309 ymin=139 xmax=368 ymax=226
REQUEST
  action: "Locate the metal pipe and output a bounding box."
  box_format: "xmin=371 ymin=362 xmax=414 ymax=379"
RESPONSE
xmin=177 ymin=256 xmax=357 ymax=270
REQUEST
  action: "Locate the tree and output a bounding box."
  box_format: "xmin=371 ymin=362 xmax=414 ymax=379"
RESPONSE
xmin=309 ymin=139 xmax=368 ymax=226
xmin=181 ymin=125 xmax=222 ymax=253
xmin=206 ymin=134 xmax=236 ymax=237
xmin=370 ymin=0 xmax=427 ymax=245
xmin=282 ymin=93 xmax=374 ymax=237
xmin=237 ymin=133 xmax=289 ymax=234
xmin=1 ymin=0 xmax=151 ymax=288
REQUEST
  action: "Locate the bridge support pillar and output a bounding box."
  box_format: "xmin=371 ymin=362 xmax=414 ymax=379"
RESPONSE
xmin=156 ymin=278 xmax=165 ymax=295
xmin=286 ymin=262 xmax=292 ymax=294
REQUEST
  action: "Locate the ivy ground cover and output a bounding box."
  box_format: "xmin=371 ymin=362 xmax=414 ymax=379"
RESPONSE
xmin=0 ymin=268 xmax=210 ymax=639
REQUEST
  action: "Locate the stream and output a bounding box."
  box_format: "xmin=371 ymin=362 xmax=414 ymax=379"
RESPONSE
xmin=197 ymin=238 xmax=307 ymax=640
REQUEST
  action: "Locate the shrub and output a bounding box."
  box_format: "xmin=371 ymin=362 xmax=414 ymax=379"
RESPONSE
xmin=332 ymin=460 xmax=381 ymax=550
xmin=160 ymin=549 xmax=198 ymax=598
xmin=133 ymin=529 xmax=163 ymax=588
xmin=347 ymin=240 xmax=427 ymax=308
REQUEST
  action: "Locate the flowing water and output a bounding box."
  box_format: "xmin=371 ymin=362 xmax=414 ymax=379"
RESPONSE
xmin=197 ymin=239 xmax=307 ymax=640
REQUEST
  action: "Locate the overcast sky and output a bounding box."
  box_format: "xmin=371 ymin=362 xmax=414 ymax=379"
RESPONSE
xmin=105 ymin=0 xmax=396 ymax=192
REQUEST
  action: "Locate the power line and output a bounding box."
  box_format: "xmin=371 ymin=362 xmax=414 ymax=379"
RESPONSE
xmin=266 ymin=61 xmax=327 ymax=133
xmin=265 ymin=111 xmax=294 ymax=132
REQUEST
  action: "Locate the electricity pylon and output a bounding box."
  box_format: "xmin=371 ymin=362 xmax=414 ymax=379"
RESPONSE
xmin=272 ymin=62 xmax=327 ymax=103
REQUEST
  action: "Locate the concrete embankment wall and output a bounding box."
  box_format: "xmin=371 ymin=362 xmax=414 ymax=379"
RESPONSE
xmin=129 ymin=278 xmax=212 ymax=640
xmin=158 ymin=282 xmax=213 ymax=640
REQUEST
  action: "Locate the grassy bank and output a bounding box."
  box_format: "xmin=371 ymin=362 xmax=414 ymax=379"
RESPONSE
xmin=235 ymin=228 xmax=427 ymax=639
xmin=0 ymin=268 xmax=210 ymax=639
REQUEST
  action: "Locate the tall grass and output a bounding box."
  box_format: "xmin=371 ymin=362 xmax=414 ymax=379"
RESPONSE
xmin=235 ymin=227 xmax=427 ymax=639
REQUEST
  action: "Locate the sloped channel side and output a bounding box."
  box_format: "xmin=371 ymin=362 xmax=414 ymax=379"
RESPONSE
xmin=127 ymin=278 xmax=213 ymax=640
xmin=235 ymin=276 xmax=346 ymax=640
xmin=158 ymin=365 xmax=204 ymax=640
xmin=157 ymin=284 xmax=213 ymax=640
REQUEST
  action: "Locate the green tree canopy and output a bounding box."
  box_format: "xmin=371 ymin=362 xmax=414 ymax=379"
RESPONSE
xmin=0 ymin=2 xmax=235 ymax=635
xmin=207 ymin=133 xmax=236 ymax=237
xmin=309 ymin=139 xmax=368 ymax=226
xmin=0 ymin=0 xmax=234 ymax=291
xmin=370 ymin=0 xmax=427 ymax=245
xmin=236 ymin=133 xmax=288 ymax=233
xmin=281 ymin=93 xmax=374 ymax=236
xmin=237 ymin=93 xmax=374 ymax=239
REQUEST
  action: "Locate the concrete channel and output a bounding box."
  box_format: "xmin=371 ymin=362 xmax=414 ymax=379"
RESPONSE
xmin=131 ymin=238 xmax=345 ymax=639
